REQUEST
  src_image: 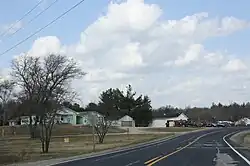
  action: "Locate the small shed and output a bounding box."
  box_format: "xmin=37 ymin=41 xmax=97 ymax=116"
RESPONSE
xmin=111 ymin=115 xmax=135 ymax=127
xmin=8 ymin=119 xmax=18 ymax=126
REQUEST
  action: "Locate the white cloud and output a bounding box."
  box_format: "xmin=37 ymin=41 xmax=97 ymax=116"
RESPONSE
xmin=204 ymin=52 xmax=224 ymax=65
xmin=222 ymin=59 xmax=247 ymax=72
xmin=0 ymin=68 xmax=11 ymax=81
xmin=222 ymin=59 xmax=248 ymax=72
xmin=27 ymin=36 xmax=62 ymax=57
xmin=12 ymin=0 xmax=250 ymax=108
xmin=0 ymin=21 xmax=23 ymax=35
xmin=174 ymin=44 xmax=203 ymax=66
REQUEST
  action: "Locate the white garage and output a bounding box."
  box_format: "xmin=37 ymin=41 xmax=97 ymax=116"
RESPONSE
xmin=235 ymin=118 xmax=250 ymax=126
xmin=150 ymin=113 xmax=188 ymax=127
xmin=111 ymin=115 xmax=135 ymax=127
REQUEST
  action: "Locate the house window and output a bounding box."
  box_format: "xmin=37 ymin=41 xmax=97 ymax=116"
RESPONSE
xmin=21 ymin=119 xmax=29 ymax=124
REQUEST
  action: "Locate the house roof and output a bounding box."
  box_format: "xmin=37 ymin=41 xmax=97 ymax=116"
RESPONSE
xmin=56 ymin=107 xmax=80 ymax=115
xmin=236 ymin=117 xmax=250 ymax=122
xmin=16 ymin=107 xmax=105 ymax=118
xmin=235 ymin=117 xmax=250 ymax=125
xmin=108 ymin=114 xmax=133 ymax=121
xmin=78 ymin=111 xmax=103 ymax=116
xmin=152 ymin=112 xmax=185 ymax=119
xmin=106 ymin=115 xmax=122 ymax=121
xmin=8 ymin=117 xmax=19 ymax=122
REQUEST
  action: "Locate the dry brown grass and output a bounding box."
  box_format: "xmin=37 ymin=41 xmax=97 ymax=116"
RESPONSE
xmin=0 ymin=133 xmax=173 ymax=165
xmin=0 ymin=124 xmax=126 ymax=138
xmin=243 ymin=134 xmax=250 ymax=146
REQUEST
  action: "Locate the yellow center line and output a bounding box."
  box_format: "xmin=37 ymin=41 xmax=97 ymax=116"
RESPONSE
xmin=144 ymin=156 xmax=161 ymax=165
xmin=145 ymin=130 xmax=220 ymax=166
xmin=146 ymin=143 xmax=191 ymax=166
xmin=147 ymin=143 xmax=191 ymax=166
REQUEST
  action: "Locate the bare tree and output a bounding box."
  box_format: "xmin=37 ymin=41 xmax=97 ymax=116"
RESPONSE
xmin=94 ymin=116 xmax=112 ymax=144
xmin=11 ymin=54 xmax=85 ymax=153
xmin=0 ymin=80 xmax=15 ymax=125
xmin=11 ymin=56 xmax=43 ymax=138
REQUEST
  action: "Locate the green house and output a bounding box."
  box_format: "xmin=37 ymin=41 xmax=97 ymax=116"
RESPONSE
xmin=56 ymin=107 xmax=104 ymax=126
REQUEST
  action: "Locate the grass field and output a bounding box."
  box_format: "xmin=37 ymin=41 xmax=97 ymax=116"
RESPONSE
xmin=230 ymin=131 xmax=250 ymax=148
xmin=0 ymin=133 xmax=173 ymax=165
xmin=243 ymin=134 xmax=250 ymax=146
xmin=0 ymin=124 xmax=126 ymax=138
xmin=141 ymin=127 xmax=203 ymax=132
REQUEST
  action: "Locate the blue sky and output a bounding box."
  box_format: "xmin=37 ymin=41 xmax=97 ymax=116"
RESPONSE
xmin=0 ymin=0 xmax=110 ymax=65
xmin=0 ymin=0 xmax=249 ymax=63
xmin=151 ymin=0 xmax=250 ymax=57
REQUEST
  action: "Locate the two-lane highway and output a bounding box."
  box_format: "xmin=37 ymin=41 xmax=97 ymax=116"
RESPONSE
xmin=146 ymin=128 xmax=249 ymax=166
xmin=54 ymin=128 xmax=250 ymax=166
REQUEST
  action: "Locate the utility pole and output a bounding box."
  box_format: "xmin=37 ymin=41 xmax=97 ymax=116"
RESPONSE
xmin=92 ymin=112 xmax=95 ymax=152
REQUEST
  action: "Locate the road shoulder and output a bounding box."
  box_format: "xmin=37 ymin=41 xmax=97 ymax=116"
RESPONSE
xmin=6 ymin=134 xmax=177 ymax=166
xmin=226 ymin=129 xmax=250 ymax=165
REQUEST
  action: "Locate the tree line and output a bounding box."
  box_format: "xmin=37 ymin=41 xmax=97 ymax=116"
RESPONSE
xmin=153 ymin=102 xmax=250 ymax=122
xmin=62 ymin=98 xmax=250 ymax=125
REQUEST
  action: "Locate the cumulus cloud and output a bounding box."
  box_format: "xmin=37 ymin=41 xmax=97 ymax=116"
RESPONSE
xmin=173 ymin=44 xmax=204 ymax=67
xmin=222 ymin=59 xmax=248 ymax=72
xmin=13 ymin=0 xmax=250 ymax=107
xmin=27 ymin=36 xmax=62 ymax=57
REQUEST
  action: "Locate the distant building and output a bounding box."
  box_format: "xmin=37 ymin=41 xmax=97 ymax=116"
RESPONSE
xmin=9 ymin=107 xmax=136 ymax=127
xmin=56 ymin=107 xmax=103 ymax=125
xmin=9 ymin=107 xmax=104 ymax=126
xmin=217 ymin=120 xmax=234 ymax=126
xmin=8 ymin=118 xmax=19 ymax=126
xmin=235 ymin=118 xmax=250 ymax=126
xmin=149 ymin=113 xmax=188 ymax=127
xmin=111 ymin=115 xmax=135 ymax=127
xmin=19 ymin=116 xmax=37 ymax=126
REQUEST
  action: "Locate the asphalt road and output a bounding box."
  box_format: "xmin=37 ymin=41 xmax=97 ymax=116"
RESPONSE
xmin=54 ymin=127 xmax=250 ymax=166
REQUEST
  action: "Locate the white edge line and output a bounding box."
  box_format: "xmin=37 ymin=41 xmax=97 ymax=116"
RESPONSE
xmin=125 ymin=160 xmax=140 ymax=166
xmin=143 ymin=130 xmax=221 ymax=165
xmin=223 ymin=131 xmax=250 ymax=165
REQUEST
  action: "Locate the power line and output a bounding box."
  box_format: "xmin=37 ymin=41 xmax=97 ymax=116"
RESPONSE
xmin=0 ymin=0 xmax=45 ymax=38
xmin=4 ymin=0 xmax=60 ymax=41
xmin=0 ymin=0 xmax=86 ymax=57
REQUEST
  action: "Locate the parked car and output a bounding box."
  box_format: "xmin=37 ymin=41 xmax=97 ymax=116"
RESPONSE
xmin=211 ymin=123 xmax=217 ymax=127
xmin=217 ymin=123 xmax=226 ymax=127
